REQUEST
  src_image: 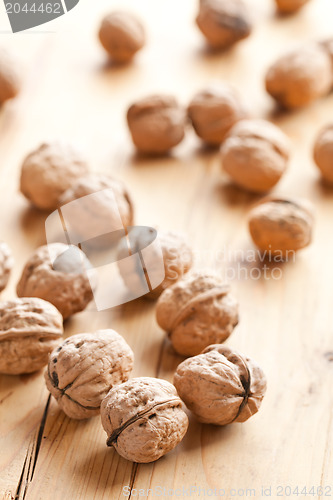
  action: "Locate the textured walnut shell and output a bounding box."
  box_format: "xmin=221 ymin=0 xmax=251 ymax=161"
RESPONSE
xmin=265 ymin=45 xmax=332 ymax=109
xmin=0 ymin=298 xmax=63 ymax=375
xmin=196 ymin=0 xmax=252 ymax=50
xmin=187 ymin=84 xmax=247 ymax=145
xmin=275 ymin=0 xmax=310 ymax=13
xmin=99 ymin=11 xmax=145 ymax=63
xmin=101 ymin=377 xmax=188 ymax=463
xmin=248 ymin=197 xmax=314 ymax=256
xmin=174 ymin=345 xmax=267 ymax=425
xmin=20 ymin=142 xmax=90 ymax=210
xmin=0 ymin=241 xmax=13 ymax=293
xmin=45 ymin=330 xmax=134 ymax=419
xmin=127 ymin=95 xmax=186 ymax=154
xmin=118 ymin=228 xmax=193 ymax=300
xmin=221 ymin=119 xmax=291 ymax=192
xmin=314 ymin=124 xmax=333 ymax=185
xmin=17 ymin=243 xmax=96 ymax=319
xmin=156 ymin=272 xmax=239 ymax=356
xmin=59 ymin=174 xmax=134 ymax=248
xmin=0 ymin=49 xmax=21 ymax=104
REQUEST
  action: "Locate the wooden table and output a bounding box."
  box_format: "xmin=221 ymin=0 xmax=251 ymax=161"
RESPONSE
xmin=1 ymin=0 xmax=333 ymax=498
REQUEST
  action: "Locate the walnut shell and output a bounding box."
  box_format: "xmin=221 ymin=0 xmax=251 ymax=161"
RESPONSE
xmin=156 ymin=271 xmax=239 ymax=356
xmin=265 ymin=45 xmax=332 ymax=109
xmin=20 ymin=142 xmax=90 ymax=210
xmin=0 ymin=241 xmax=14 ymax=293
xmin=275 ymin=0 xmax=310 ymax=13
xmin=59 ymin=174 xmax=134 ymax=248
xmin=313 ymin=124 xmax=333 ymax=185
xmin=99 ymin=11 xmax=145 ymax=63
xmin=174 ymin=345 xmax=267 ymax=425
xmin=127 ymin=95 xmax=186 ymax=154
xmin=0 ymin=48 xmax=21 ymax=104
xmin=196 ymin=0 xmax=252 ymax=50
xmin=101 ymin=377 xmax=188 ymax=463
xmin=187 ymin=84 xmax=247 ymax=145
xmin=17 ymin=243 xmax=96 ymax=319
xmin=0 ymin=298 xmax=63 ymax=375
xmin=45 ymin=330 xmax=134 ymax=419
xmin=118 ymin=228 xmax=193 ymax=300
xmin=248 ymin=196 xmax=314 ymax=256
xmin=221 ymin=119 xmax=291 ymax=192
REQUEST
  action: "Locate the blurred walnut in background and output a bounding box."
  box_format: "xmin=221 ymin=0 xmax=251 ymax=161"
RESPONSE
xmin=275 ymin=0 xmax=310 ymax=13
xmin=0 ymin=48 xmax=21 ymax=104
xmin=314 ymin=124 xmax=333 ymax=185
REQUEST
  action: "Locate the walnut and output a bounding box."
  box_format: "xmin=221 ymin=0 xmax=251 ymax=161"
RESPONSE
xmin=173 ymin=345 xmax=267 ymax=425
xmin=17 ymin=243 xmax=97 ymax=319
xmin=221 ymin=119 xmax=291 ymax=192
xmin=275 ymin=0 xmax=310 ymax=13
xmin=101 ymin=377 xmax=188 ymax=463
xmin=0 ymin=298 xmax=63 ymax=375
xmin=118 ymin=227 xmax=193 ymax=300
xmin=45 ymin=330 xmax=134 ymax=419
xmin=265 ymin=44 xmax=332 ymax=109
xmin=196 ymin=0 xmax=252 ymax=50
xmin=127 ymin=95 xmax=186 ymax=154
xmin=0 ymin=241 xmax=14 ymax=293
xmin=156 ymin=271 xmax=239 ymax=356
xmin=313 ymin=124 xmax=333 ymax=185
xmin=248 ymin=196 xmax=314 ymax=257
xmin=0 ymin=48 xmax=21 ymax=104
xmin=59 ymin=174 xmax=134 ymax=248
xmin=98 ymin=11 xmax=145 ymax=63
xmin=20 ymin=142 xmax=90 ymax=210
xmin=187 ymin=84 xmax=247 ymax=145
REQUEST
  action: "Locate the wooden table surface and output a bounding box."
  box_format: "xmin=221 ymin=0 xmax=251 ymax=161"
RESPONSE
xmin=1 ymin=0 xmax=333 ymax=498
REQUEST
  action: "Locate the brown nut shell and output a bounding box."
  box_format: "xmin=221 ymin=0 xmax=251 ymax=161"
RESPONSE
xmin=0 ymin=298 xmax=63 ymax=375
xmin=265 ymin=45 xmax=332 ymax=109
xmin=99 ymin=11 xmax=145 ymax=63
xmin=20 ymin=142 xmax=90 ymax=211
xmin=16 ymin=243 xmax=96 ymax=319
xmin=174 ymin=345 xmax=267 ymax=425
xmin=188 ymin=84 xmax=247 ymax=145
xmin=0 ymin=241 xmax=14 ymax=293
xmin=0 ymin=49 xmax=21 ymax=104
xmin=248 ymin=196 xmax=314 ymax=256
xmin=156 ymin=271 xmax=239 ymax=356
xmin=127 ymin=95 xmax=186 ymax=154
xmin=101 ymin=377 xmax=188 ymax=463
xmin=221 ymin=119 xmax=291 ymax=192
xmin=275 ymin=0 xmax=310 ymax=13
xmin=313 ymin=124 xmax=333 ymax=185
xmin=118 ymin=228 xmax=193 ymax=300
xmin=45 ymin=330 xmax=134 ymax=419
xmin=196 ymin=0 xmax=252 ymax=50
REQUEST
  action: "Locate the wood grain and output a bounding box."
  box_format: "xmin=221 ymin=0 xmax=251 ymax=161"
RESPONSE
xmin=1 ymin=0 xmax=333 ymax=498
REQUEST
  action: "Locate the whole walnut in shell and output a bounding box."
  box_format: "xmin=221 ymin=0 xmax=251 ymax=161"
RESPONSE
xmin=45 ymin=330 xmax=134 ymax=419
xmin=187 ymin=84 xmax=247 ymax=145
xmin=118 ymin=227 xmax=193 ymax=300
xmin=156 ymin=272 xmax=239 ymax=356
xmin=99 ymin=11 xmax=145 ymax=63
xmin=221 ymin=119 xmax=291 ymax=193
xmin=127 ymin=95 xmax=186 ymax=154
xmin=20 ymin=142 xmax=90 ymax=210
xmin=275 ymin=0 xmax=310 ymax=13
xmin=101 ymin=377 xmax=188 ymax=463
xmin=0 ymin=241 xmax=13 ymax=293
xmin=174 ymin=345 xmax=267 ymax=425
xmin=59 ymin=174 xmax=134 ymax=248
xmin=265 ymin=45 xmax=332 ymax=109
xmin=313 ymin=124 xmax=333 ymax=185
xmin=0 ymin=298 xmax=63 ymax=375
xmin=196 ymin=0 xmax=252 ymax=50
xmin=17 ymin=243 xmax=96 ymax=319
xmin=0 ymin=48 xmax=21 ymax=104
xmin=248 ymin=197 xmax=314 ymax=257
